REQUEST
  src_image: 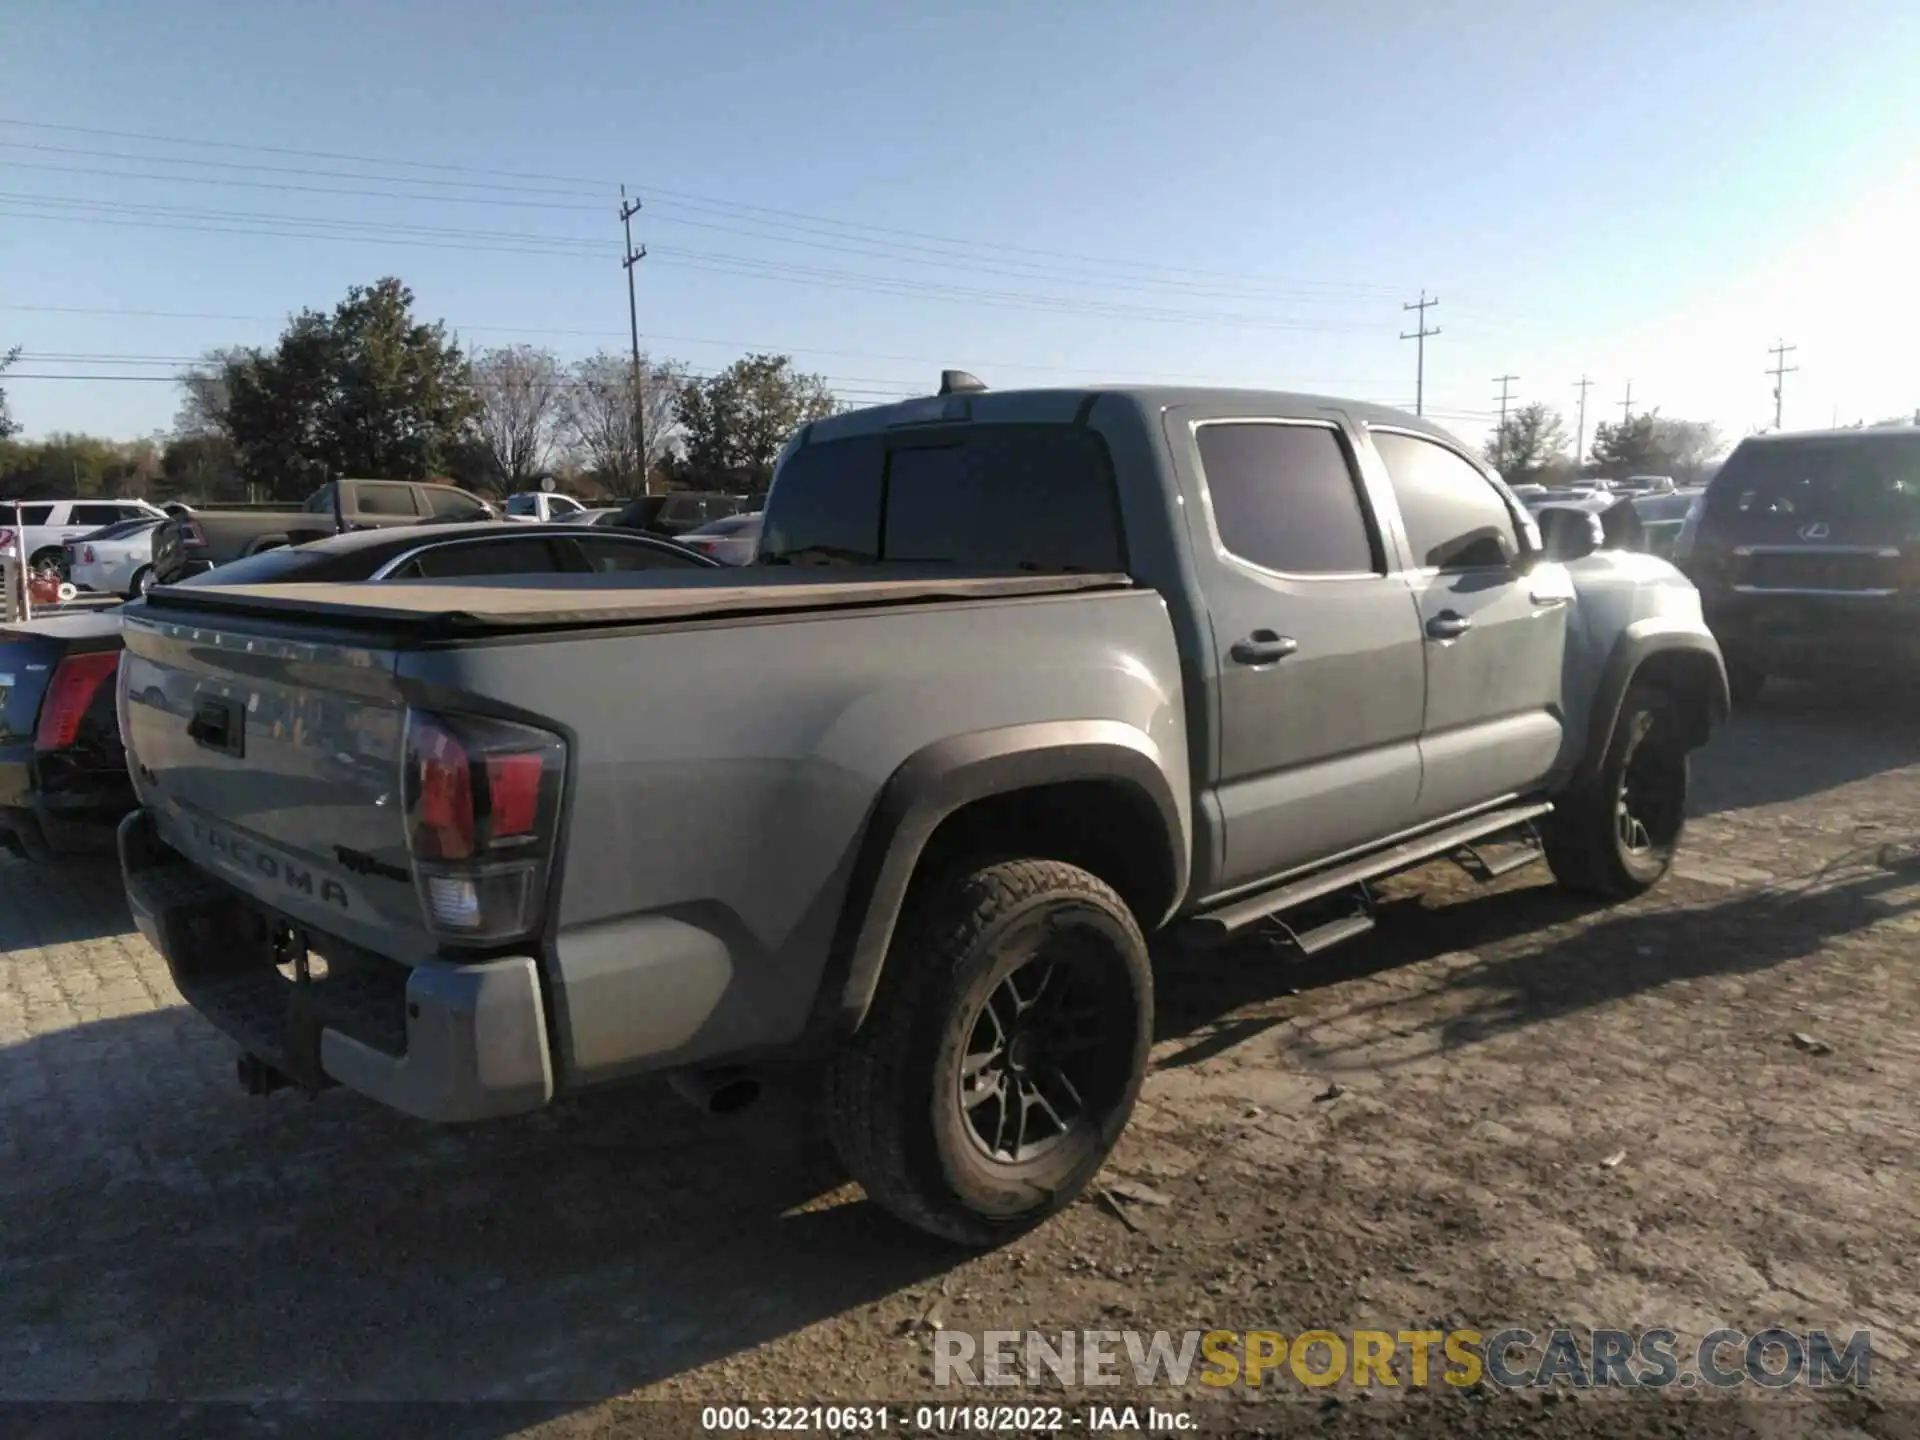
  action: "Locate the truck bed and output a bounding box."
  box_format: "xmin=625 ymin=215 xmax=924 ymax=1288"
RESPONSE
xmin=142 ymin=568 xmax=1133 ymax=638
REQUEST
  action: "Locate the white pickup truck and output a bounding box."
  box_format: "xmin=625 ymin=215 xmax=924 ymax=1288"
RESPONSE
xmin=116 ymin=377 xmax=1727 ymax=1244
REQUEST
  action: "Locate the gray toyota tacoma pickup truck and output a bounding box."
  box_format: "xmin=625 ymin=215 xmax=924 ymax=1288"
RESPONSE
xmin=116 ymin=379 xmax=1728 ymax=1245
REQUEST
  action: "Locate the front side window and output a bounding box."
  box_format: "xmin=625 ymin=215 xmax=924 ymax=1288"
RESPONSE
xmin=1196 ymin=422 xmax=1378 ymax=575
xmin=504 ymin=494 xmax=539 ymax=517
xmin=425 ymin=487 xmax=490 ymax=519
xmin=1371 ymin=431 xmax=1520 ymax=571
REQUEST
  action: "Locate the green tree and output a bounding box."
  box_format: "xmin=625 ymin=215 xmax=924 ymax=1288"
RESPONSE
xmin=672 ymin=353 xmax=837 ymax=490
xmin=0 ymin=345 xmax=20 ymax=441
xmin=1588 ymin=412 xmax=1721 ymax=484
xmin=207 ymin=278 xmax=477 ymax=498
xmin=1485 ymin=402 xmax=1570 ymax=485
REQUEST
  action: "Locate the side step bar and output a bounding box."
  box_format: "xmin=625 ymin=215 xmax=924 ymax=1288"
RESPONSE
xmin=1182 ymin=800 xmax=1555 ymax=947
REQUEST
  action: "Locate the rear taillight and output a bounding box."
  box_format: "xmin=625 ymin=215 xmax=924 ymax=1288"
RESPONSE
xmin=401 ymin=710 xmax=566 ymax=943
xmin=179 ymin=520 xmax=209 ymax=549
xmin=685 ymin=539 xmax=717 ymax=555
xmin=82 ymin=545 xmax=96 ymax=564
xmin=1670 ymin=493 xmax=1707 ymax=565
xmin=36 ymin=651 xmax=120 ymax=751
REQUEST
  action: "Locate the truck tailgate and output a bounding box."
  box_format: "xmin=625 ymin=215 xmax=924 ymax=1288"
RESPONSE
xmin=118 ymin=609 xmax=427 ymax=958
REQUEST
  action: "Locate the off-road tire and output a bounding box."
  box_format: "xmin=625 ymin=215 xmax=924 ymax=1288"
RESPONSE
xmin=824 ymin=858 xmax=1152 ymax=1247
xmin=1544 ymin=679 xmax=1689 ymax=900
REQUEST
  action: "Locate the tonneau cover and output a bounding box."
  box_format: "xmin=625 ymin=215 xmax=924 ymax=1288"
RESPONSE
xmin=139 ymin=568 xmax=1133 ymax=636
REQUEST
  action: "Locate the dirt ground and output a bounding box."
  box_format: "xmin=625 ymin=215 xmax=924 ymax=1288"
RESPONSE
xmin=4 ymin=679 xmax=1920 ymax=1438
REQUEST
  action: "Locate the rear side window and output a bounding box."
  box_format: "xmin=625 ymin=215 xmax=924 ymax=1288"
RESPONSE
xmin=504 ymin=494 xmax=539 ymax=517
xmin=1196 ymin=422 xmax=1378 ymax=575
xmin=14 ymin=505 xmax=53 ymax=526
xmin=354 ymin=484 xmax=420 ymax=518
xmin=71 ymin=504 xmax=124 ymax=527
xmin=760 ymin=435 xmax=885 ymax=564
xmin=1707 ymin=435 xmax=1920 ymax=524
xmin=569 ymin=536 xmax=707 ymax=572
xmin=1371 ymin=431 xmax=1520 ymax=571
xmin=762 ymin=426 xmax=1123 ymax=572
xmin=397 ymin=537 xmax=563 ymax=579
xmin=884 ymin=427 xmax=1123 ymax=573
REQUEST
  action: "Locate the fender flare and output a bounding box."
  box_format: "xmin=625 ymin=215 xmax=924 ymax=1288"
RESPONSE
xmin=815 ymin=719 xmax=1188 ymax=1037
xmin=1573 ymin=619 xmax=1730 ymax=791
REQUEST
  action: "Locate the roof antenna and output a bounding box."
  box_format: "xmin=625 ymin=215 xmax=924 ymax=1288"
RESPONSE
xmin=938 ymin=369 xmax=988 ymax=396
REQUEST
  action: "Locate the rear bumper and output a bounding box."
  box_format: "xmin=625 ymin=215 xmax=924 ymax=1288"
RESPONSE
xmin=0 ymin=745 xmax=133 ymax=857
xmin=1701 ymin=591 xmax=1920 ymax=674
xmin=119 ymin=808 xmax=553 ymax=1122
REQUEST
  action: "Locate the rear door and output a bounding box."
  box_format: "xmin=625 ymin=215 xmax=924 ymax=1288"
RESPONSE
xmin=1169 ymin=411 xmax=1428 ymax=891
xmin=346 ymin=482 xmax=425 ymax=527
xmin=1365 ymin=427 xmax=1569 ymax=820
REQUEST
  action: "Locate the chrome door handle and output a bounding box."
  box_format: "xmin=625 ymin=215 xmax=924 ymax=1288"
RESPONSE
xmin=1425 ymin=612 xmax=1472 ymax=640
xmin=1230 ymin=630 xmax=1299 ymax=665
xmin=1528 ymin=591 xmax=1571 ymax=607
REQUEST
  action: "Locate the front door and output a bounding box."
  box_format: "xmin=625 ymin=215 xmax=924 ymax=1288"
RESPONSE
xmin=1170 ymin=413 xmax=1428 ymax=895
xmin=1366 ymin=428 xmax=1570 ymax=820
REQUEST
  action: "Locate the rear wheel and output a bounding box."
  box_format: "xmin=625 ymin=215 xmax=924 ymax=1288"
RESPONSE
xmin=29 ymin=547 xmax=67 ymax=580
xmin=1545 ymin=679 xmax=1690 ymax=900
xmin=128 ymin=565 xmax=154 ymax=598
xmin=824 ymin=858 xmax=1151 ymax=1246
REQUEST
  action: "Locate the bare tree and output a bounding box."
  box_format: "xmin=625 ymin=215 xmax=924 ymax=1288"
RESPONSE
xmin=472 ymin=345 xmax=562 ymax=488
xmin=557 ymin=350 xmax=682 ymax=492
xmin=173 ymin=346 xmax=250 ymax=437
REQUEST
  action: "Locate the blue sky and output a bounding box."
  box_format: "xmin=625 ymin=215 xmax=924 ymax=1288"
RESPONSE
xmin=4 ymin=0 xmax=1918 ymax=450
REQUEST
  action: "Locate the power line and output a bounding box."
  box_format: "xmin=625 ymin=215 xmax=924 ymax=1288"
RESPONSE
xmin=1573 ymin=375 xmax=1593 ymax=463
xmin=1400 ymin=291 xmax=1439 ymax=417
xmin=1493 ymin=374 xmax=1518 ymax=429
xmin=0 ymin=117 xmax=1406 ymax=297
xmin=0 ymin=155 xmax=1392 ymax=306
xmin=0 ymin=308 xmax=1404 ymax=389
xmin=1767 ymin=338 xmax=1798 ymax=430
xmin=0 ymin=198 xmax=1386 ymax=333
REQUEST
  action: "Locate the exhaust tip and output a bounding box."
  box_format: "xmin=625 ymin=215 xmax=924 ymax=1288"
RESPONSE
xmin=237 ymin=1053 xmax=292 ymax=1096
xmin=668 ymin=1066 xmax=762 ymax=1116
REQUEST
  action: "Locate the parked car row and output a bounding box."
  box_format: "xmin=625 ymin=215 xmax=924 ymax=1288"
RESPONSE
xmin=0 ymin=522 xmax=718 ymax=861
xmin=100 ymin=375 xmax=1730 ymax=1247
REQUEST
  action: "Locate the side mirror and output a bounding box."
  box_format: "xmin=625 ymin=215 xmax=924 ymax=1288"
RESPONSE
xmin=1535 ymin=505 xmax=1604 ymax=562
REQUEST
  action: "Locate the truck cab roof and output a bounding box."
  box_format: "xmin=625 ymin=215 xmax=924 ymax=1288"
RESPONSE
xmin=799 ymin=384 xmax=1468 ymax=450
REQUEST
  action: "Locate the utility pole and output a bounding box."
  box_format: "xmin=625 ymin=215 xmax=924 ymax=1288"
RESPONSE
xmin=1619 ymin=381 xmax=1634 ymax=425
xmin=1400 ymin=291 xmax=1439 ymax=416
xmin=1573 ymin=375 xmax=1593 ymax=464
xmin=1493 ymin=374 xmax=1519 ymax=430
xmin=619 ymin=186 xmax=649 ymax=495
xmin=1767 ymin=339 xmax=1798 ymax=431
